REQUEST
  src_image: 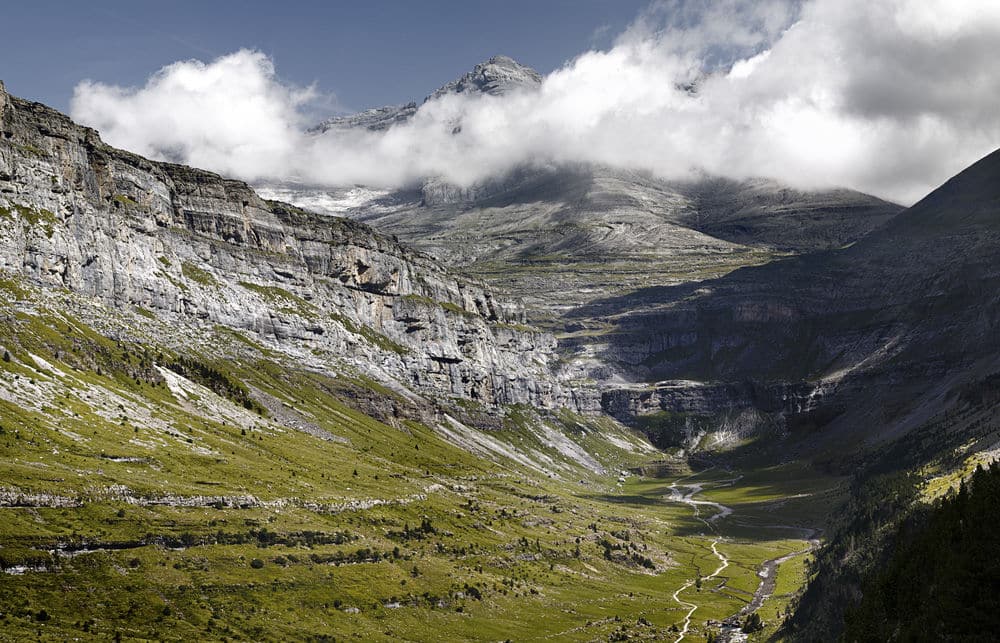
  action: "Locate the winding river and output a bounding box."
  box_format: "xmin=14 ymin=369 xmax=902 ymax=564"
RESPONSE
xmin=665 ymin=477 xmax=818 ymax=643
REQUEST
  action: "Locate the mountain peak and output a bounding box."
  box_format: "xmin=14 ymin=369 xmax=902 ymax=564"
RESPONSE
xmin=907 ymin=147 xmax=1000 ymax=217
xmin=312 ymin=56 xmax=541 ymax=134
xmin=855 ymin=147 xmax=1000 ymax=244
xmin=427 ymin=55 xmax=542 ymax=101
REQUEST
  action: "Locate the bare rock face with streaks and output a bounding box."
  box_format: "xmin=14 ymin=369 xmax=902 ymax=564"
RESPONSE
xmin=0 ymin=81 xmax=588 ymax=411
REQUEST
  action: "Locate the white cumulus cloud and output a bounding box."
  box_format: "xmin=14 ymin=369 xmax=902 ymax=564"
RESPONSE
xmin=71 ymin=0 xmax=1000 ymax=205
xmin=71 ymin=50 xmax=318 ymax=180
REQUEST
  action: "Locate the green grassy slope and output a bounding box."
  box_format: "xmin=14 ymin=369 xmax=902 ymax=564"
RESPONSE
xmin=0 ymin=274 xmax=831 ymax=642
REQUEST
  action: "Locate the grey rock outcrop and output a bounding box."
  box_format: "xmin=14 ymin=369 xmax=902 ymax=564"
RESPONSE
xmin=601 ymin=380 xmax=826 ymax=422
xmin=309 ymin=103 xmax=419 ymax=133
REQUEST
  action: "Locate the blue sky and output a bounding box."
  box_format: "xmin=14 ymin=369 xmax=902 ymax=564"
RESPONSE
xmin=1 ymin=0 xmax=647 ymax=113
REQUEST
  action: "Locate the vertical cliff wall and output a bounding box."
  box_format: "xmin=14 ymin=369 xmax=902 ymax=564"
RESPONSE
xmin=0 ymin=81 xmax=593 ymax=411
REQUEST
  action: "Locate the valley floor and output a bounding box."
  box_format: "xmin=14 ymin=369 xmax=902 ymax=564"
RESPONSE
xmin=0 ymin=279 xmax=841 ymax=642
xmin=0 ymin=454 xmax=837 ymax=642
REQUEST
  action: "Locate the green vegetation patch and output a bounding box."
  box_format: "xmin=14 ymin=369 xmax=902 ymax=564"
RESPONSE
xmin=133 ymin=306 xmax=156 ymax=320
xmin=0 ymin=285 xmax=829 ymax=642
xmin=492 ymin=321 xmax=537 ymax=333
xmin=181 ymin=261 xmax=218 ymax=287
xmin=330 ymin=313 xmax=409 ymax=355
xmin=14 ymin=143 xmax=46 ymax=157
xmin=1 ymin=203 xmax=58 ymax=238
xmin=239 ymin=281 xmax=316 ymax=317
xmin=401 ymin=294 xmax=477 ymax=319
xmin=166 ymin=355 xmax=267 ymax=416
xmin=113 ymin=194 xmax=139 ymax=207
xmin=400 ymin=293 xmax=437 ymax=306
xmin=0 ymin=275 xmax=30 ymax=300
xmin=439 ymin=301 xmax=476 ymax=317
xmin=634 ymin=411 xmax=712 ymax=449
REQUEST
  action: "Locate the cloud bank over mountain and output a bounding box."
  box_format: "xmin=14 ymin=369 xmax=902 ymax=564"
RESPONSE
xmin=71 ymin=0 xmax=1000 ymax=204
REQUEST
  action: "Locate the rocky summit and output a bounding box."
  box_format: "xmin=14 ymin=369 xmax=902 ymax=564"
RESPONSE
xmin=427 ymin=55 xmax=543 ymax=100
xmin=311 ymin=55 xmax=541 ymax=134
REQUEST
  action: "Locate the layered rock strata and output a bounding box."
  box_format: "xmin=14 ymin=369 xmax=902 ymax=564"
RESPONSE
xmin=0 ymin=80 xmax=590 ymax=410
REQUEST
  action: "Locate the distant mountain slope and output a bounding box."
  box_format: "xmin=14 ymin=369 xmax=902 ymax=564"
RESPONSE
xmin=592 ymin=147 xmax=1000 ymax=458
xmin=272 ymin=56 xmax=902 ymax=327
xmin=355 ymin=166 xmax=900 ymax=311
xmin=598 ymin=147 xmax=1000 ymax=384
xmin=674 ymin=176 xmax=901 ymax=252
xmin=265 ymin=166 xmax=900 ymax=326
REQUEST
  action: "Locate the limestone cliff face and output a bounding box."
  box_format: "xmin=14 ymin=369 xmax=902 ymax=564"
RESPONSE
xmin=0 ymin=81 xmax=583 ymax=410
xmin=601 ymin=380 xmax=826 ymax=422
